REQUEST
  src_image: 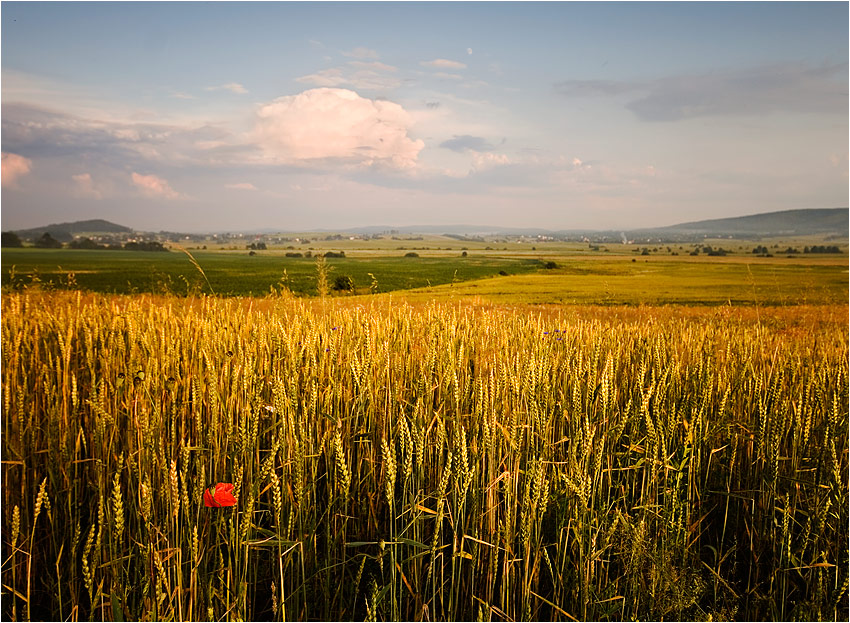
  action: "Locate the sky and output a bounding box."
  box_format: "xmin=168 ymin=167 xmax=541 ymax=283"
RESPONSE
xmin=1 ymin=2 xmax=847 ymax=232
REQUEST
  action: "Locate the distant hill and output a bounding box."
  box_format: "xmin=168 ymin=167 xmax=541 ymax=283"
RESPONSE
xmin=657 ymin=208 xmax=848 ymax=236
xmin=339 ymin=224 xmax=552 ymax=236
xmin=340 ymin=209 xmax=848 ymax=238
xmin=13 ymin=219 xmax=134 ymax=242
xmin=8 ymin=208 xmax=847 ymax=241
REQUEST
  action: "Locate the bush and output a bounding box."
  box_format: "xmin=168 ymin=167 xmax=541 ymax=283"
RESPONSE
xmin=332 ymin=275 xmax=355 ymax=291
xmin=404 ymin=252 xmax=419 ymax=258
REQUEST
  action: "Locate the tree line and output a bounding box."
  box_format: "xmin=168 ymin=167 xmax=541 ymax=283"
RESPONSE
xmin=1 ymin=232 xmax=167 ymax=251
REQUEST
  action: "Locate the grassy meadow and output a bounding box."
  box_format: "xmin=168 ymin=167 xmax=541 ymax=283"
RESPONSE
xmin=1 ymin=239 xmax=848 ymax=621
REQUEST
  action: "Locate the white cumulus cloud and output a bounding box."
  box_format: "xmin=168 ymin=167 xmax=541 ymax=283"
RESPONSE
xmin=254 ymin=88 xmax=424 ymax=170
xmin=1 ymin=152 xmax=32 ymax=188
xmin=225 ymin=182 xmax=258 ymax=191
xmin=131 ymin=172 xmax=182 ymax=199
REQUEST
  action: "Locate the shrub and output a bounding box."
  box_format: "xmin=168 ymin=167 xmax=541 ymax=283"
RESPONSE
xmin=332 ymin=275 xmax=355 ymax=291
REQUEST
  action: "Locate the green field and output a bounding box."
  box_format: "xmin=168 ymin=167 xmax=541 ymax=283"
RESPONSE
xmin=1 ymin=249 xmax=543 ymax=297
xmin=3 ymin=246 xmax=846 ymax=305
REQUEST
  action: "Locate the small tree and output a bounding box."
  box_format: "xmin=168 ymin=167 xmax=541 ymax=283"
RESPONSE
xmin=35 ymin=232 xmax=63 ymax=249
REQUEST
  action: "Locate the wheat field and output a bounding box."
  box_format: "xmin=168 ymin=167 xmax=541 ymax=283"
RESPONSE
xmin=2 ymin=291 xmax=847 ymax=621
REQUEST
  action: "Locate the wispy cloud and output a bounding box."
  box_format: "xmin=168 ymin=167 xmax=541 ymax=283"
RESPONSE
xmin=342 ymin=47 xmax=379 ymax=59
xmin=1 ymin=152 xmax=33 ymax=188
xmin=131 ymin=172 xmax=183 ymax=199
xmin=470 ymin=151 xmax=511 ymax=171
xmin=350 ymin=61 xmax=397 ymax=73
xmin=225 ymin=182 xmax=257 ymax=191
xmin=2 ymin=102 xmax=252 ymax=168
xmin=296 ymin=61 xmax=400 ymax=91
xmin=555 ymin=62 xmax=848 ymax=121
xmin=205 ymin=82 xmax=248 ymax=95
xmin=254 ymin=88 xmax=424 ymax=170
xmin=421 ymin=59 xmax=467 ymax=70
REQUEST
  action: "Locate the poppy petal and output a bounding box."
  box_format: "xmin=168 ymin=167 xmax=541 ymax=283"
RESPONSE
xmin=203 ymin=488 xmax=220 ymax=507
xmin=214 ymin=483 xmax=237 ymax=506
xmin=204 ymin=482 xmax=237 ymax=508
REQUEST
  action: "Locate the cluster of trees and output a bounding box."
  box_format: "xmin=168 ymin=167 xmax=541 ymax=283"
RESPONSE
xmin=804 ymin=245 xmax=841 ymax=253
xmin=1 ymin=231 xmax=167 ymax=251
xmin=1 ymin=232 xmax=23 ymax=247
xmin=1 ymin=232 xmax=66 ymax=249
xmin=124 ymin=240 xmax=167 ymax=252
xmin=753 ymin=244 xmax=842 ymax=255
xmin=278 ymin=250 xmax=346 ymax=259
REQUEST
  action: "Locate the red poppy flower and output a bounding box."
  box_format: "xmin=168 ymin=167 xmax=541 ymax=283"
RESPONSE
xmin=204 ymin=483 xmax=237 ymax=508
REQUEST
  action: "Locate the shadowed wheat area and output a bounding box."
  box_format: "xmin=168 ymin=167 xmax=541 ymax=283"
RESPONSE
xmin=2 ymin=292 xmax=847 ymax=621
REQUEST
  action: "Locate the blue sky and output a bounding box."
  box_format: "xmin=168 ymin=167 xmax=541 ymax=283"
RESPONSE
xmin=2 ymin=2 xmax=847 ymax=232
